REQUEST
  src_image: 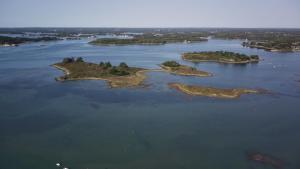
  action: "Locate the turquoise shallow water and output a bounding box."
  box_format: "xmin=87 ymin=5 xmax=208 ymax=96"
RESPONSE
xmin=1 ymin=39 xmax=300 ymax=169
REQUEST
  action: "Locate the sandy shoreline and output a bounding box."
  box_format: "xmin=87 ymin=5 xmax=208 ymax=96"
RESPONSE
xmin=169 ymin=83 xmax=260 ymax=99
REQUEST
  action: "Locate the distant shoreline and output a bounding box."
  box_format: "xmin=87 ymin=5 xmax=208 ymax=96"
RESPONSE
xmin=242 ymin=43 xmax=300 ymax=52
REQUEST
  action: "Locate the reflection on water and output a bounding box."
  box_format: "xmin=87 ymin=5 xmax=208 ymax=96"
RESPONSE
xmin=1 ymin=39 xmax=300 ymax=169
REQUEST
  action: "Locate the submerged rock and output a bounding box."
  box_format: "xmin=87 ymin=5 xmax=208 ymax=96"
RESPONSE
xmin=247 ymin=151 xmax=285 ymax=169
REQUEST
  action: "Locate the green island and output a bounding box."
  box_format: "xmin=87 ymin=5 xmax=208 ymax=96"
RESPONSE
xmin=89 ymin=33 xmax=208 ymax=45
xmin=160 ymin=61 xmax=211 ymax=77
xmin=212 ymin=31 xmax=300 ymax=52
xmin=168 ymin=83 xmax=260 ymax=99
xmin=0 ymin=36 xmax=61 ymax=46
xmin=182 ymin=51 xmax=260 ymax=64
xmin=53 ymin=57 xmax=149 ymax=88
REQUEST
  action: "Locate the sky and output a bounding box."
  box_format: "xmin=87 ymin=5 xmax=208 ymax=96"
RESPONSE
xmin=0 ymin=0 xmax=300 ymax=28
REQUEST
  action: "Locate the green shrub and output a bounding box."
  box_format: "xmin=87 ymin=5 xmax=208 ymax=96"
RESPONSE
xmin=109 ymin=67 xmax=130 ymax=76
xmin=103 ymin=62 xmax=112 ymax=69
xmin=76 ymin=57 xmax=84 ymax=62
xmin=62 ymin=57 xmax=75 ymax=64
xmin=162 ymin=61 xmax=180 ymax=67
xmin=250 ymin=55 xmax=259 ymax=60
xmin=99 ymin=62 xmax=105 ymax=67
xmin=119 ymin=62 xmax=129 ymax=68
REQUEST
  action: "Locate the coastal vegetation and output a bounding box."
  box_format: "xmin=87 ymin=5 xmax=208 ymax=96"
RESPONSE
xmin=162 ymin=61 xmax=181 ymax=67
xmin=168 ymin=83 xmax=260 ymax=99
xmin=53 ymin=57 xmax=148 ymax=88
xmin=182 ymin=51 xmax=259 ymax=64
xmin=89 ymin=33 xmax=208 ymax=45
xmin=0 ymin=36 xmax=61 ymax=46
xmin=161 ymin=61 xmax=211 ymax=77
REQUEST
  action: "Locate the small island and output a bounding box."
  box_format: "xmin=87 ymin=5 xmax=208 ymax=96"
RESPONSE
xmin=169 ymin=83 xmax=259 ymax=99
xmin=182 ymin=51 xmax=260 ymax=64
xmin=53 ymin=57 xmax=149 ymax=88
xmin=89 ymin=33 xmax=208 ymax=45
xmin=160 ymin=61 xmax=211 ymax=77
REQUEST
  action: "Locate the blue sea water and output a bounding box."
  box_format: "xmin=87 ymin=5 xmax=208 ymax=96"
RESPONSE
xmin=0 ymin=39 xmax=300 ymax=169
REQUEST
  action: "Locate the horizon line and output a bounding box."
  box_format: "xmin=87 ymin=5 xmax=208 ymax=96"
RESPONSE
xmin=0 ymin=26 xmax=300 ymax=29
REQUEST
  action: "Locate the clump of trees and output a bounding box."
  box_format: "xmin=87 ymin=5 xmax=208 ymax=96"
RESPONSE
xmin=99 ymin=62 xmax=112 ymax=69
xmin=76 ymin=57 xmax=84 ymax=62
xmin=62 ymin=57 xmax=85 ymax=64
xmin=99 ymin=62 xmax=105 ymax=67
xmin=98 ymin=61 xmax=130 ymax=76
xmin=250 ymin=55 xmax=259 ymax=60
xmin=162 ymin=61 xmax=180 ymax=67
xmin=109 ymin=66 xmax=130 ymax=76
xmin=62 ymin=57 xmax=75 ymax=64
xmin=119 ymin=62 xmax=128 ymax=68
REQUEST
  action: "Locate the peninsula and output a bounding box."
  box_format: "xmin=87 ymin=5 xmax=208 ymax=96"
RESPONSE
xmin=212 ymin=30 xmax=300 ymax=52
xmin=242 ymin=40 xmax=300 ymax=52
xmin=89 ymin=33 xmax=208 ymax=45
xmin=182 ymin=51 xmax=260 ymax=64
xmin=53 ymin=57 xmax=149 ymax=88
xmin=169 ymin=83 xmax=259 ymax=99
xmin=160 ymin=61 xmax=211 ymax=77
xmin=0 ymin=36 xmax=61 ymax=46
